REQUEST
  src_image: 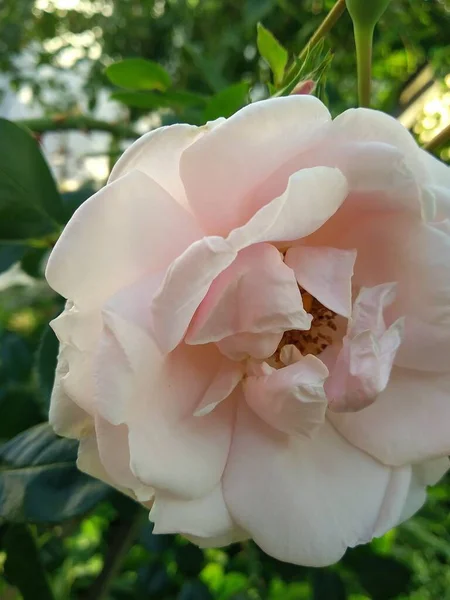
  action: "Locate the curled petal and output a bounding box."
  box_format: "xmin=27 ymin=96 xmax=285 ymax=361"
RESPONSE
xmin=186 ymin=243 xmax=310 ymax=345
xmin=244 ymin=354 xmax=328 ymax=437
xmin=285 ymin=246 xmax=356 ymax=318
xmin=152 ymin=167 xmax=348 ymax=353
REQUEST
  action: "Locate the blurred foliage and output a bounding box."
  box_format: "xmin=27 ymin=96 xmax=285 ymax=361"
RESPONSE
xmin=0 ymin=0 xmax=450 ymax=599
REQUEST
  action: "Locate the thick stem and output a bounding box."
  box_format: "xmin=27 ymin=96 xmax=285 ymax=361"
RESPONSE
xmin=299 ymin=0 xmax=347 ymax=61
xmin=424 ymin=122 xmax=450 ymax=153
xmin=354 ymin=25 xmax=373 ymax=107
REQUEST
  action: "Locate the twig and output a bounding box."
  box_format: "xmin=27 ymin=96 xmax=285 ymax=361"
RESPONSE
xmin=85 ymin=506 xmax=145 ymax=600
xmin=16 ymin=115 xmax=140 ymax=139
xmin=298 ymin=0 xmax=347 ymax=62
xmin=424 ymin=122 xmax=450 ymax=153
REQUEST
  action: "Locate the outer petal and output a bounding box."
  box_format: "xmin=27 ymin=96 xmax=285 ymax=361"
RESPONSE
xmin=330 ymin=366 xmax=450 ymax=466
xmin=48 ymin=347 xmax=93 ymax=438
xmin=224 ymin=403 xmax=412 ymax=567
xmin=100 ymin=309 xmax=236 ymax=499
xmin=152 ymin=167 xmax=348 ymax=352
xmin=46 ymin=169 xmax=202 ymax=308
xmin=399 ymin=457 xmax=449 ymax=522
xmin=95 ymin=416 xmax=153 ymax=501
xmin=180 ymin=95 xmax=331 ymax=234
xmin=150 ymin=484 xmax=238 ymax=540
xmin=186 ymin=244 xmax=310 ymax=345
xmin=285 ymin=246 xmax=356 ymax=317
xmin=244 ymin=355 xmax=328 ymax=437
xmin=109 ymin=123 xmax=207 ymax=208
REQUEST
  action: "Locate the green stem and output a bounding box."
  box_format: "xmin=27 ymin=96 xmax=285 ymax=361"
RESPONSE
xmin=299 ymin=0 xmax=347 ymax=61
xmin=354 ymin=25 xmax=373 ymax=107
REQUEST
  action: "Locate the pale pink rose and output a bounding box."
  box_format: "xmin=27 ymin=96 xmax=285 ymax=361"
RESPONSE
xmin=46 ymin=96 xmax=450 ymax=566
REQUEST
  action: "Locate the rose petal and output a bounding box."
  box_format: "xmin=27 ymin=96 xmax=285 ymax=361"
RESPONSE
xmin=95 ymin=416 xmax=153 ymax=501
xmin=150 ymin=484 xmax=238 ymax=540
xmin=46 ymin=170 xmax=203 ymax=308
xmin=109 ymin=123 xmax=214 ymax=208
xmin=330 ymin=366 xmax=450 ymax=466
xmin=152 ymin=167 xmax=348 ymax=353
xmin=244 ymin=354 xmax=328 ymax=437
xmin=224 ymin=403 xmax=412 ymax=566
xmin=98 ymin=309 xmax=236 ymax=499
xmin=180 ymin=95 xmax=331 ymax=235
xmin=216 ymin=332 xmax=282 ymax=361
xmin=186 ymin=244 xmax=310 ymax=345
xmin=285 ymin=246 xmax=356 ymax=317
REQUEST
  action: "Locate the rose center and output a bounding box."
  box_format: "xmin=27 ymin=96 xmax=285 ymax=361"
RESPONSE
xmin=268 ymin=290 xmax=338 ymax=368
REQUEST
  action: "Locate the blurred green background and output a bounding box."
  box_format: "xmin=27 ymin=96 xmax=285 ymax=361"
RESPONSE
xmin=0 ymin=1 xmax=450 ymax=598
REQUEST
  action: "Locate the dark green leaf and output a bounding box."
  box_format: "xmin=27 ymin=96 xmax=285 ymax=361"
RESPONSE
xmin=105 ymin=58 xmax=172 ymax=91
xmin=204 ymin=82 xmax=250 ymax=121
xmin=0 ymin=389 xmax=43 ymax=440
xmin=62 ymin=186 xmax=95 ymax=218
xmin=178 ymin=580 xmax=213 ymax=600
xmin=21 ymin=246 xmax=48 ymax=278
xmin=36 ymin=324 xmax=59 ymax=411
xmin=111 ymin=89 xmax=207 ymax=110
xmin=257 ymin=23 xmax=288 ymax=86
xmin=1 ymin=331 xmax=33 ymax=383
xmin=0 ymin=119 xmax=65 ymax=240
xmin=344 ymin=547 xmax=412 ymax=599
xmin=3 ymin=523 xmax=55 ymax=600
xmin=174 ymin=544 xmax=205 ymax=576
xmin=312 ymin=570 xmax=347 ymax=600
xmin=0 ymin=243 xmax=26 ymax=273
xmin=0 ymin=423 xmax=110 ymax=522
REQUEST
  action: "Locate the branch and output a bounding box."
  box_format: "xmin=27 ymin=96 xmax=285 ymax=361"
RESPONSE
xmin=16 ymin=115 xmax=140 ymax=139
xmin=299 ymin=0 xmax=347 ymax=62
xmin=424 ymin=122 xmax=450 ymax=153
xmin=86 ymin=505 xmax=145 ymax=600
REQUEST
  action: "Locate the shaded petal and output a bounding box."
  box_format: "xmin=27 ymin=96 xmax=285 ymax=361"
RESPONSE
xmin=186 ymin=244 xmax=310 ymax=345
xmin=194 ymin=360 xmax=244 ymax=417
xmin=77 ymin=433 xmax=135 ymax=500
xmin=326 ymin=284 xmax=404 ymax=412
xmin=399 ymin=457 xmax=449 ymax=522
xmin=180 ymin=95 xmax=331 ymax=235
xmin=99 ymin=309 xmax=235 ymax=499
xmin=224 ymin=403 xmax=412 ymax=566
xmin=152 ymin=167 xmax=348 ymax=353
xmin=49 ymin=351 xmax=92 ymax=439
xmin=285 ymin=246 xmax=356 ymax=317
xmin=244 ymin=354 xmax=328 ymax=437
xmin=46 ymin=170 xmax=202 ymax=308
xmin=150 ymin=484 xmax=238 ymax=539
xmin=330 ymin=366 xmax=450 ymax=466
xmin=95 ymin=416 xmax=153 ymax=501
xmin=216 ymin=332 xmax=282 ymax=361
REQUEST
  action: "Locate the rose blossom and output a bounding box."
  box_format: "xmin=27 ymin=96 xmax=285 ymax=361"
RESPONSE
xmin=46 ymin=95 xmax=450 ymax=566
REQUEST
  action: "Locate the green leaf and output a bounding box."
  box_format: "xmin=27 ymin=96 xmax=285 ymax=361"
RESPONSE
xmin=0 ymin=119 xmax=65 ymax=240
xmin=257 ymin=23 xmax=288 ymax=86
xmin=0 ymin=243 xmax=26 ymax=273
xmin=178 ymin=580 xmax=213 ymax=600
xmin=20 ymin=246 xmax=48 ymax=278
xmin=0 ymin=423 xmax=110 ymax=522
xmin=111 ymin=89 xmax=207 ymax=110
xmin=3 ymin=523 xmax=55 ymax=600
xmin=105 ymin=58 xmax=172 ymax=91
xmin=36 ymin=324 xmax=59 ymax=411
xmin=204 ymin=82 xmax=250 ymax=121
xmin=62 ymin=185 xmax=95 ymax=219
